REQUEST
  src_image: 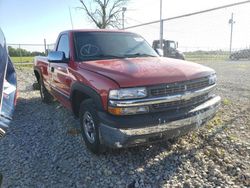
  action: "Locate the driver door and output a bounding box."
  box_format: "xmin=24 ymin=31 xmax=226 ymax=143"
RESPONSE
xmin=49 ymin=34 xmax=72 ymax=105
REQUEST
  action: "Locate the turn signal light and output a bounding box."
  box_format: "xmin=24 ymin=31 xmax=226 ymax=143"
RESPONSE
xmin=108 ymin=106 xmax=149 ymax=116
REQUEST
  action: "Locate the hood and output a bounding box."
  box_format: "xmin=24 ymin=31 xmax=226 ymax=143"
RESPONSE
xmin=78 ymin=57 xmax=215 ymax=87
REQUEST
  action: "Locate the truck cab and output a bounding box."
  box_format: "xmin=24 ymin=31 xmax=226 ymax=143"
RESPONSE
xmin=152 ymin=39 xmax=185 ymax=60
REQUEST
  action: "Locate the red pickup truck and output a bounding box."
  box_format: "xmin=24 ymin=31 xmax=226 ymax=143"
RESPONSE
xmin=34 ymin=30 xmax=221 ymax=154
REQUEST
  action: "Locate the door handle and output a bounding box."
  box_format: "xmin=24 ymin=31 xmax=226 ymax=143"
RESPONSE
xmin=50 ymin=67 xmax=55 ymax=72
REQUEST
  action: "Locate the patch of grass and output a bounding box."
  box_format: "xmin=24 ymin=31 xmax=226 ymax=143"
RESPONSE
xmin=185 ymin=54 xmax=229 ymax=62
xmin=212 ymin=116 xmax=223 ymax=126
xmin=189 ymin=132 xmax=199 ymax=142
xmin=14 ymin=63 xmax=33 ymax=69
xmin=228 ymin=134 xmax=237 ymax=141
xmin=207 ymin=115 xmax=223 ymax=129
xmin=10 ymin=56 xmax=34 ymax=63
xmin=14 ymin=63 xmax=33 ymax=71
xmin=222 ymin=98 xmax=231 ymax=105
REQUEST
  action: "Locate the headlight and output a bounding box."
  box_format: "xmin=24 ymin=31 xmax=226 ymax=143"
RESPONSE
xmin=208 ymin=74 xmax=217 ymax=85
xmin=109 ymin=87 xmax=147 ymax=100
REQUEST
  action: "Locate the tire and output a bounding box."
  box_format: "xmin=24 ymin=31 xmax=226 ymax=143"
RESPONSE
xmin=39 ymin=79 xmax=53 ymax=104
xmin=176 ymin=53 xmax=185 ymax=60
xmin=230 ymin=55 xmax=239 ymax=61
xmin=179 ymin=55 xmax=185 ymax=60
xmin=79 ymin=99 xmax=106 ymax=154
xmin=230 ymin=55 xmax=235 ymax=60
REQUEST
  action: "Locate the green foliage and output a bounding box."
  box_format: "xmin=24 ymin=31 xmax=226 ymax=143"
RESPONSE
xmin=10 ymin=56 xmax=34 ymax=63
xmin=8 ymin=46 xmax=45 ymax=57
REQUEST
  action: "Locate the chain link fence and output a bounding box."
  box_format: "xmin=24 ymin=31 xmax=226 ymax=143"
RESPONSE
xmin=7 ymin=2 xmax=250 ymax=64
xmin=125 ymin=2 xmax=250 ymax=62
xmin=7 ymin=43 xmax=55 ymax=64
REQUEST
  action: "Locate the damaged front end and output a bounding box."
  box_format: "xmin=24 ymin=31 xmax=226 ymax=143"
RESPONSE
xmin=0 ymin=29 xmax=17 ymax=138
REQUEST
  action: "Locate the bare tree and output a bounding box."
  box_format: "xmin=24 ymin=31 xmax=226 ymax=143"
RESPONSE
xmin=78 ymin=0 xmax=129 ymax=29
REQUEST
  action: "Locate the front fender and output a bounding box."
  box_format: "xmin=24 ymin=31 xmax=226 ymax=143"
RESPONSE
xmin=70 ymin=82 xmax=104 ymax=111
xmin=71 ymin=68 xmax=120 ymax=111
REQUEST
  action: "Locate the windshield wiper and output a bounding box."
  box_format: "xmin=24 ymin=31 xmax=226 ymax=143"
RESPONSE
xmin=124 ymin=53 xmax=157 ymax=58
xmin=94 ymin=54 xmax=126 ymax=59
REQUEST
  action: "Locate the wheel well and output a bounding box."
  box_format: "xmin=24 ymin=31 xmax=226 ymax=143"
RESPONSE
xmin=34 ymin=70 xmax=40 ymax=83
xmin=72 ymin=90 xmax=91 ymax=117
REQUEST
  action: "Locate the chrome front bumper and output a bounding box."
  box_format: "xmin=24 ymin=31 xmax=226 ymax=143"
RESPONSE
xmin=100 ymin=96 xmax=221 ymax=148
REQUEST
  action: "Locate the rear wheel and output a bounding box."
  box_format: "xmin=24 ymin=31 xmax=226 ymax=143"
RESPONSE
xmin=79 ymin=99 xmax=106 ymax=154
xmin=39 ymin=80 xmax=53 ymax=104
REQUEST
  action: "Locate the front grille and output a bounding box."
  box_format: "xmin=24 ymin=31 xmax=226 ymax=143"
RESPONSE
xmin=150 ymin=77 xmax=211 ymax=97
xmin=152 ymin=94 xmax=209 ymax=111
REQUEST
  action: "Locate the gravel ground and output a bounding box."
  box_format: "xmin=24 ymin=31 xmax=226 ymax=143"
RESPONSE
xmin=0 ymin=60 xmax=249 ymax=188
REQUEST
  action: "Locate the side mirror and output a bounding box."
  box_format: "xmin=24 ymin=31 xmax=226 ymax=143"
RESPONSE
xmin=48 ymin=51 xmax=68 ymax=63
xmin=176 ymin=42 xmax=179 ymax=48
xmin=155 ymin=48 xmax=164 ymax=57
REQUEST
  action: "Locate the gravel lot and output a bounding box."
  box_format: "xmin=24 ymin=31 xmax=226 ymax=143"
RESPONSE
xmin=0 ymin=60 xmax=249 ymax=188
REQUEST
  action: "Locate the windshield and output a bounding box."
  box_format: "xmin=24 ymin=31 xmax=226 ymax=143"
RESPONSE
xmin=73 ymin=32 xmax=158 ymax=61
xmin=168 ymin=41 xmax=176 ymax=49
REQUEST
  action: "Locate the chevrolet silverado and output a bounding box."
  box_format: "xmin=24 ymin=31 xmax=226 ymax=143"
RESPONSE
xmin=34 ymin=30 xmax=221 ymax=154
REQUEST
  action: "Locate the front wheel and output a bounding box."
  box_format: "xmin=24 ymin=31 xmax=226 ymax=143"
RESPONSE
xmin=79 ymin=99 xmax=106 ymax=154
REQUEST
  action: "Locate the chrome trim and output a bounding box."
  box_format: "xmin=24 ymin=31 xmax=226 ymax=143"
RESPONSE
xmin=0 ymin=128 xmax=6 ymax=138
xmin=116 ymin=96 xmax=221 ymax=136
xmin=51 ymin=86 xmax=70 ymax=99
xmin=109 ymin=84 xmax=216 ymax=107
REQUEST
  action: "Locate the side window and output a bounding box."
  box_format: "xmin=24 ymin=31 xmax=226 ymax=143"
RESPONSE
xmin=56 ymin=34 xmax=69 ymax=59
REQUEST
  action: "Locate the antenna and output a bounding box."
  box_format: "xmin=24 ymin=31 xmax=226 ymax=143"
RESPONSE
xmin=69 ymin=6 xmax=74 ymax=29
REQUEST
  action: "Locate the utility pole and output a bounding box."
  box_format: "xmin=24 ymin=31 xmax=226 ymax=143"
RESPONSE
xmin=229 ymin=13 xmax=235 ymax=54
xmin=122 ymin=7 xmax=127 ymax=29
xmin=44 ymin=39 xmax=47 ymax=55
xmin=159 ymin=0 xmax=163 ymax=49
xmin=18 ymin=44 xmax=22 ymax=63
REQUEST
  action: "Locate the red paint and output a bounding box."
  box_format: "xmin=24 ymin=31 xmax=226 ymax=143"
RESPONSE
xmin=79 ymin=57 xmax=214 ymax=88
xmin=34 ymin=30 xmax=215 ymax=112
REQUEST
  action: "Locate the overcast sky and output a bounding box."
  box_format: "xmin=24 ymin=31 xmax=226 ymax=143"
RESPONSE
xmin=0 ymin=0 xmax=249 ymax=52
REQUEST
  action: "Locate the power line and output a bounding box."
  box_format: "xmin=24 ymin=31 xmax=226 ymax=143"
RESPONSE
xmin=7 ymin=43 xmax=45 ymax=46
xmin=124 ymin=0 xmax=250 ymax=30
xmin=126 ymin=17 xmax=159 ymax=29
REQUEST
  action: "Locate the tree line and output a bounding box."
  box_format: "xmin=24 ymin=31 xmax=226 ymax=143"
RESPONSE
xmin=8 ymin=46 xmax=45 ymax=57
